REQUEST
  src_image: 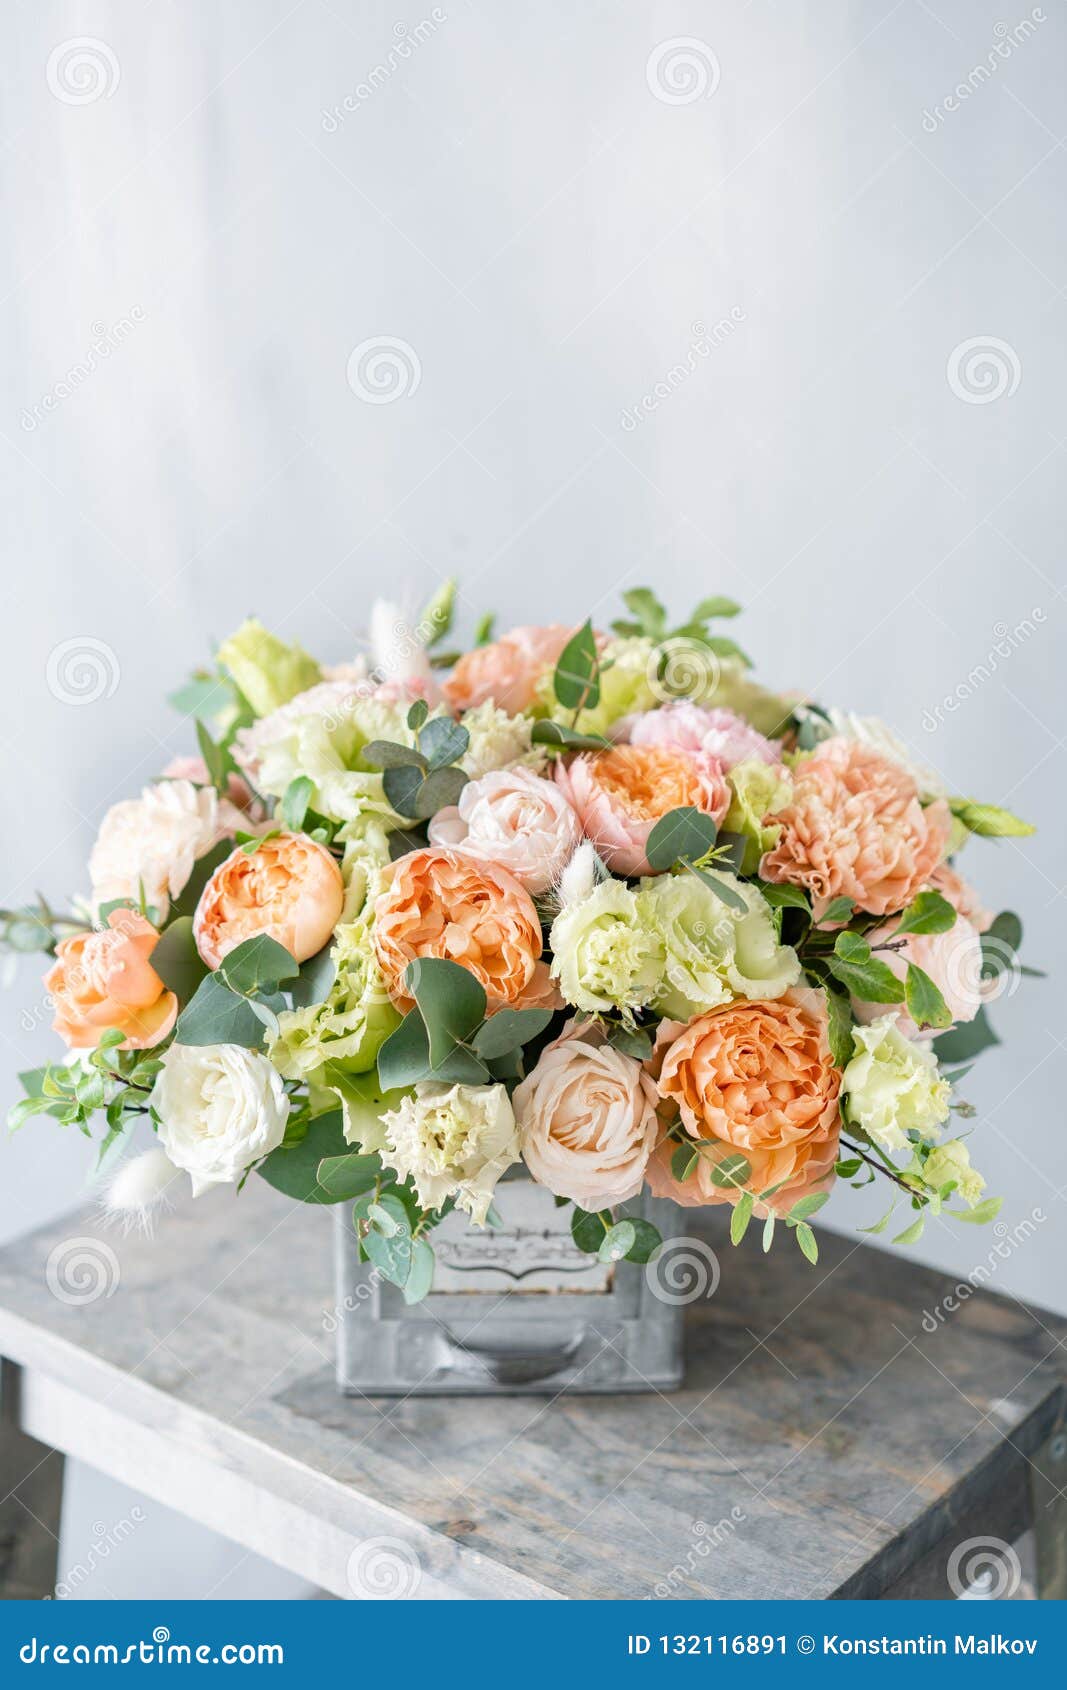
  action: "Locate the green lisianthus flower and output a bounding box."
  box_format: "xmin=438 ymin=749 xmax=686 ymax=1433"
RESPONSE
xmin=841 ymin=1015 xmax=951 ymax=1153
xmin=637 ymin=868 xmax=799 ymax=1021
xmin=723 ymin=759 xmax=794 ymax=874
xmin=216 ymin=619 xmax=322 ymax=718
xmin=549 ymin=879 xmax=662 ymax=1017
xmin=923 ymin=1138 xmax=986 ymax=1208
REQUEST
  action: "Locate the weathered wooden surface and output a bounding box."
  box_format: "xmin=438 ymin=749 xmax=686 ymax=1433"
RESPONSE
xmin=0 ymin=1179 xmax=1062 ymax=1600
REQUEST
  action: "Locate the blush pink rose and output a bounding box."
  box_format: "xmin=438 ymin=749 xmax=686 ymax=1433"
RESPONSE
xmin=555 ymin=745 xmax=730 ymax=877
xmin=929 ymin=862 xmax=994 ymax=934
xmin=513 ymin=1021 xmax=659 ymax=1208
xmin=760 ymin=737 xmax=951 ymax=920
xmin=624 ymin=702 xmax=782 ymax=769
xmin=162 ymin=756 xmax=262 ymax=818
xmin=853 ymin=914 xmax=984 ymax=1039
xmin=442 ymin=625 xmax=574 ymax=714
xmin=428 ymin=767 xmax=582 ymax=895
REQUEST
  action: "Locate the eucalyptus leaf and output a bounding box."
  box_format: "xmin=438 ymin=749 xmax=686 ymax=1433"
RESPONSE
xmin=418 ymin=716 xmax=469 ymax=771
xmin=256 ymin=1110 xmax=350 ymax=1203
xmin=471 ymin=1007 xmax=554 ymax=1060
xmin=174 ymin=975 xmax=267 ymax=1048
xmin=645 ymin=807 xmax=719 ymax=872
xmin=529 ymin=720 xmax=613 ymax=752
xmin=149 ymin=917 xmax=209 ymax=1003
xmin=412 ymin=765 xmax=469 ymax=820
xmin=598 ymin=1220 xmax=636 ymax=1263
xmin=383 ymin=763 xmax=425 ymax=818
xmin=281 ymin=775 xmax=315 ymax=831
xmin=553 ymin=620 xmax=600 ymax=711
xmin=217 ymin=934 xmax=299 ymax=997
xmin=402 ymin=1238 xmax=435 ymax=1304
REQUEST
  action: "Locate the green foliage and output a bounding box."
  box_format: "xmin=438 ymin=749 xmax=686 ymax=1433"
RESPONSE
xmin=552 ymin=620 xmax=600 ymax=712
xmin=895 ymin=890 xmax=956 ymax=937
xmin=376 ymin=957 xmax=553 ymax=1089
xmin=904 ymin=962 xmax=952 ymax=1031
xmin=569 ymin=1204 xmax=662 ymax=1264
xmin=363 ymin=711 xmax=470 ymax=821
xmin=256 ymin=1110 xmax=352 ymax=1203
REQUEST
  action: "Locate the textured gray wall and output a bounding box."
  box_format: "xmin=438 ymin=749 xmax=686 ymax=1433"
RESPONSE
xmin=2 ymin=0 xmax=1063 ymax=1598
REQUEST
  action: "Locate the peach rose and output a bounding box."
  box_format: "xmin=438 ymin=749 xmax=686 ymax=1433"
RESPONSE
xmin=514 ymin=1021 xmax=659 ymax=1208
xmin=646 ymin=988 xmax=840 ymax=1217
xmin=853 ymin=914 xmax=983 ymax=1038
xmin=373 ymin=846 xmax=550 ymax=1011
xmin=194 ymin=832 xmax=344 ymax=970
xmin=46 ymin=910 xmax=178 ymax=1051
xmin=442 ymin=624 xmax=573 ymax=714
xmin=555 ymin=744 xmax=730 ymax=877
xmin=428 ymin=766 xmax=582 ymax=894
xmin=760 ymin=737 xmax=951 ymax=920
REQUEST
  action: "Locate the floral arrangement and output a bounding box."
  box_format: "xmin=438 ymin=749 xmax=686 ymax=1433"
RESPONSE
xmin=7 ymin=584 xmax=1039 ymax=1296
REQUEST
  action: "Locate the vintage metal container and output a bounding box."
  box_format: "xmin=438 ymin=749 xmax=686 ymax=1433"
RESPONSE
xmin=333 ymin=1175 xmax=684 ymax=1395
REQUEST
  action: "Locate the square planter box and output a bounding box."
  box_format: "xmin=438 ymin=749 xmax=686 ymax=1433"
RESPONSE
xmin=333 ymin=1176 xmax=685 ymax=1395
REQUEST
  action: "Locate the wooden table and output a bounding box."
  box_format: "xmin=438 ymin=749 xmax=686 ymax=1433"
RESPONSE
xmin=0 ymin=1179 xmax=1064 ymax=1601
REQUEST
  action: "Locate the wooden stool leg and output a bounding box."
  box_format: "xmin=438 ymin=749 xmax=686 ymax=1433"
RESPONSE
xmin=1030 ymin=1427 xmax=1067 ymax=1601
xmin=0 ymin=1360 xmax=64 ymax=1600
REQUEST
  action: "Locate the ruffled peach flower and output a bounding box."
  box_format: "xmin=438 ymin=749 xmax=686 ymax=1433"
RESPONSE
xmin=194 ymin=833 xmax=344 ymax=970
xmin=624 ymin=703 xmax=782 ymax=770
xmin=555 ymin=744 xmax=729 ymax=877
xmin=442 ymin=624 xmax=573 ymax=714
xmin=514 ymin=1021 xmax=659 ymax=1208
xmin=645 ymin=988 xmax=840 ymax=1217
xmin=428 ymin=767 xmax=582 ymax=894
xmin=89 ymin=779 xmax=248 ymax=923
xmin=373 ymin=846 xmax=550 ymax=1010
xmin=853 ymin=914 xmax=983 ymax=1039
xmin=46 ymin=910 xmax=178 ymax=1051
xmin=760 ymin=738 xmax=951 ymax=920
xmin=930 ymin=862 xmax=993 ymax=933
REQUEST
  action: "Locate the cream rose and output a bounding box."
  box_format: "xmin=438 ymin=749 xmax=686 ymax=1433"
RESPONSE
xmin=428 ymin=767 xmax=582 ymax=894
xmin=513 ymin=1023 xmax=659 ymax=1208
xmin=151 ymin=1043 xmax=290 ymax=1196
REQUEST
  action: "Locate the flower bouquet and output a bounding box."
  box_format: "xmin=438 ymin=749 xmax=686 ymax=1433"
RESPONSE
xmin=7 ymin=584 xmax=1038 ymax=1393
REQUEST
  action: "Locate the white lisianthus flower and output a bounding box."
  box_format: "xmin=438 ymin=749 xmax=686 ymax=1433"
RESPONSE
xmin=459 ymin=701 xmax=545 ymax=779
xmin=152 ymin=1044 xmax=290 ymax=1196
xmin=637 ymin=869 xmax=800 ymax=1021
xmin=549 ymin=879 xmax=663 ymax=1017
xmin=89 ymin=779 xmax=247 ymax=921
xmin=841 ymin=1014 xmax=950 ymax=1153
xmin=825 ymin=708 xmax=947 ymax=800
xmin=378 ymin=1082 xmax=519 ymax=1225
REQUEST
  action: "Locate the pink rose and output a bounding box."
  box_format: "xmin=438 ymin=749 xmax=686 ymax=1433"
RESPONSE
xmin=929 ymin=862 xmax=994 ymax=934
xmin=442 ymin=625 xmax=573 ymax=714
xmin=854 ymin=915 xmax=984 ymax=1038
xmin=624 ymin=702 xmax=782 ymax=769
xmin=513 ymin=1021 xmax=659 ymax=1208
xmin=555 ymin=745 xmax=730 ymax=877
xmin=428 ymin=767 xmax=582 ymax=894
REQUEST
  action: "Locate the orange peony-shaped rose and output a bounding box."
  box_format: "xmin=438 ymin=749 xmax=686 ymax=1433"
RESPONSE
xmin=194 ymin=832 xmax=344 ymax=971
xmin=556 ymin=744 xmax=729 ymax=876
xmin=646 ymin=988 xmax=841 ymax=1217
xmin=760 ymin=737 xmax=951 ymax=920
xmin=373 ymin=846 xmax=550 ymax=1010
xmin=46 ymin=910 xmax=178 ymax=1051
xmin=442 ymin=624 xmax=573 ymax=714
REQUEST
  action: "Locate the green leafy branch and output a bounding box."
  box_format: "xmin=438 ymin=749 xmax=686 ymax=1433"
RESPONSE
xmin=363 ymin=698 xmax=471 ymax=820
xmin=376 ymin=957 xmax=553 ymax=1090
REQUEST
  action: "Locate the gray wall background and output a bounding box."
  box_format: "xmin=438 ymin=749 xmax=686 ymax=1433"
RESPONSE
xmin=2 ymin=0 xmax=1063 ymax=1599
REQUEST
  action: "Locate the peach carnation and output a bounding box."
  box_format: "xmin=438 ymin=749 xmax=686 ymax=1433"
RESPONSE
xmin=759 ymin=737 xmax=951 ymax=920
xmin=373 ymin=846 xmax=550 ymax=1011
xmin=555 ymin=744 xmax=729 ymax=877
xmin=46 ymin=910 xmax=178 ymax=1052
xmin=646 ymin=988 xmax=841 ymax=1217
xmin=194 ymin=832 xmax=345 ymax=971
xmin=442 ymin=624 xmax=573 ymax=714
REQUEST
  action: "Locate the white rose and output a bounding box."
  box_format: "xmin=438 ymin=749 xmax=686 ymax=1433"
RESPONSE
xmin=152 ymin=1044 xmax=290 ymax=1196
xmin=459 ymin=701 xmax=545 ymax=780
xmin=378 ymin=1082 xmax=519 ymax=1225
xmin=428 ymin=767 xmax=582 ymax=894
xmin=513 ymin=1023 xmax=658 ymax=1209
xmin=89 ymin=779 xmax=246 ymax=921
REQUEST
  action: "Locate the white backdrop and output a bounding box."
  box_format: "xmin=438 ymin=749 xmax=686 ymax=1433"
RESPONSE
xmin=2 ymin=0 xmax=1064 ymax=1599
